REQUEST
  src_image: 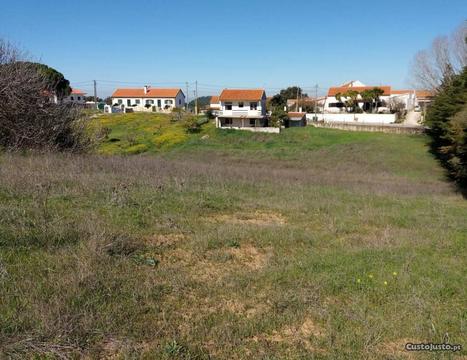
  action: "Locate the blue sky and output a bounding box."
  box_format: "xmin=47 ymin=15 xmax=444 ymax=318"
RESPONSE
xmin=1 ymin=0 xmax=465 ymax=98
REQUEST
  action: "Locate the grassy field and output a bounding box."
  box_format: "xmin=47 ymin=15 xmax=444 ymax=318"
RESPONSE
xmin=0 ymin=113 xmax=466 ymax=359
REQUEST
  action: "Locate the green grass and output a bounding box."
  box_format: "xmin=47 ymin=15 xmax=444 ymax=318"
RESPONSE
xmin=0 ymin=113 xmax=465 ymax=359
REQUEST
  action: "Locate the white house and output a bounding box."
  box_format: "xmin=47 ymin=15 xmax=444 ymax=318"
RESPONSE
xmin=209 ymin=95 xmax=221 ymax=115
xmin=324 ymin=82 xmax=393 ymax=113
xmin=324 ymin=81 xmax=433 ymax=114
xmin=111 ymin=86 xmax=185 ymax=112
xmin=63 ymin=88 xmax=86 ymax=105
xmin=216 ymin=89 xmax=278 ymax=132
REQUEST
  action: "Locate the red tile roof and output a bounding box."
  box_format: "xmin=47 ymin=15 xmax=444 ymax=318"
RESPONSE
xmin=71 ymin=88 xmax=86 ymax=95
xmin=219 ymin=89 xmax=265 ymax=101
xmin=328 ymin=86 xmax=391 ymax=96
xmin=288 ymin=112 xmax=306 ymax=118
xmin=391 ymin=89 xmax=434 ymax=98
xmin=210 ymin=95 xmax=220 ymax=103
xmin=112 ymin=88 xmax=182 ymax=98
xmin=391 ymin=89 xmax=414 ymax=95
xmin=415 ymin=90 xmax=435 ymax=98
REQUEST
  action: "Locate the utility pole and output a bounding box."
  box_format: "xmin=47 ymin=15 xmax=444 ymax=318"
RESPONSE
xmin=185 ymin=82 xmax=189 ymax=111
xmin=93 ymin=80 xmax=97 ymax=104
xmin=314 ymin=84 xmax=318 ymax=120
xmin=296 ymin=86 xmax=299 ymax=112
xmin=195 ymin=80 xmax=198 ymax=115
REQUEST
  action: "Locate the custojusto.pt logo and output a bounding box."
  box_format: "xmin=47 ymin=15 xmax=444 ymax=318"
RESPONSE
xmin=405 ymin=342 xmax=462 ymax=352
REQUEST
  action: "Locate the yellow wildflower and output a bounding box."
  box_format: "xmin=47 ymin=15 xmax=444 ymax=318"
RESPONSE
xmin=384 ymin=281 xmax=388 ymax=286
xmin=357 ymin=279 xmax=361 ymax=283
xmin=368 ymin=274 xmax=373 ymax=279
xmin=392 ymin=272 xmax=398 ymax=276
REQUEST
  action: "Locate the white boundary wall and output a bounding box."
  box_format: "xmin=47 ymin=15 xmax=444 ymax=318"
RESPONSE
xmin=307 ymin=113 xmax=397 ymax=124
xmin=220 ymin=126 xmax=280 ymax=133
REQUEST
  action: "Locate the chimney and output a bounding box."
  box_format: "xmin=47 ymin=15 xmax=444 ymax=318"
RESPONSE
xmin=144 ymin=85 xmax=150 ymax=94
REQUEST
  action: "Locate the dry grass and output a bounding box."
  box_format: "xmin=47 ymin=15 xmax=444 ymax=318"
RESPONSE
xmin=0 ymin=127 xmax=466 ymax=359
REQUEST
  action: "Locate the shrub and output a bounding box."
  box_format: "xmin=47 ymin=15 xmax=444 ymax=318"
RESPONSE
xmin=153 ymin=130 xmax=188 ymax=148
xmin=183 ymin=115 xmax=201 ymax=133
xmin=124 ymin=143 xmax=148 ymax=154
xmin=0 ymin=39 xmax=91 ymax=151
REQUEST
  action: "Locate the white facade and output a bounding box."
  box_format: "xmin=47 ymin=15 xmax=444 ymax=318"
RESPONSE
xmin=323 ymin=81 xmax=421 ymax=114
xmin=307 ymin=113 xmax=397 ymax=124
xmin=218 ymin=100 xmax=267 ymax=118
xmin=112 ymin=94 xmax=185 ymax=112
xmin=64 ymin=89 xmax=86 ymax=105
xmin=111 ymin=87 xmax=185 ymax=112
xmin=216 ymin=90 xmax=271 ymax=131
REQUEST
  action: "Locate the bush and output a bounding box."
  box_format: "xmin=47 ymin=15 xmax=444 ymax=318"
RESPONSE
xmin=183 ymin=115 xmax=201 ymax=133
xmin=425 ymin=67 xmax=467 ymax=187
xmin=0 ymin=39 xmax=90 ymax=151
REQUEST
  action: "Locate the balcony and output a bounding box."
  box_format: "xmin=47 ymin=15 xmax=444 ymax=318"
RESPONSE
xmin=218 ymin=109 xmax=264 ymax=118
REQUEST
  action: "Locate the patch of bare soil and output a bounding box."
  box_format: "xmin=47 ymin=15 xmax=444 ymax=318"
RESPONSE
xmin=209 ymin=210 xmax=286 ymax=226
xmin=375 ymin=338 xmax=422 ymax=359
xmin=167 ymin=243 xmax=272 ymax=283
xmin=252 ymin=317 xmax=327 ymax=354
xmin=96 ymin=337 xmax=138 ymax=359
xmin=228 ymin=244 xmax=272 ymax=270
xmin=145 ymin=233 xmax=186 ymax=247
xmin=221 ymin=297 xmax=270 ymax=318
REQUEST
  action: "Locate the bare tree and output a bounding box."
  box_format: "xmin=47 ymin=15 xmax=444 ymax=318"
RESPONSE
xmin=0 ymin=39 xmax=90 ymax=151
xmin=451 ymin=22 xmax=467 ymax=70
xmin=411 ymin=21 xmax=467 ymax=91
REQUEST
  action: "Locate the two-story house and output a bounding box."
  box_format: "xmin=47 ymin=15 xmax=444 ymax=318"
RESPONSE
xmin=216 ymin=89 xmax=270 ymax=130
xmin=111 ymin=86 xmax=185 ymax=112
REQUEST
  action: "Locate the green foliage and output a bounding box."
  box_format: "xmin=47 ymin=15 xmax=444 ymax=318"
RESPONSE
xmin=25 ymin=62 xmax=71 ymax=98
xmin=360 ymin=87 xmax=385 ymax=113
xmin=188 ymin=96 xmax=211 ymax=110
xmin=270 ymin=108 xmax=288 ymax=127
xmin=343 ymin=90 xmax=360 ymax=113
xmin=182 ymin=115 xmax=201 ymax=133
xmin=269 ymin=87 xmax=308 ymax=111
xmin=425 ymin=67 xmax=467 ymax=187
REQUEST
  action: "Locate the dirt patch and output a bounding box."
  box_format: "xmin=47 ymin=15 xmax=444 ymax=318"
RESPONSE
xmin=221 ymin=298 xmax=270 ymax=318
xmin=96 ymin=337 xmax=138 ymax=359
xmin=210 ymin=211 xmax=286 ymax=226
xmin=228 ymin=245 xmax=272 ymax=270
xmin=145 ymin=233 xmax=186 ymax=247
xmin=252 ymin=317 xmax=326 ymax=354
xmin=376 ymin=338 xmax=422 ymax=359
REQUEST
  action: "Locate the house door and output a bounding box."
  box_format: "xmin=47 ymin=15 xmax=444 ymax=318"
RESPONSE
xmin=157 ymin=99 xmax=161 ymax=108
xmin=127 ymin=99 xmax=131 ymax=106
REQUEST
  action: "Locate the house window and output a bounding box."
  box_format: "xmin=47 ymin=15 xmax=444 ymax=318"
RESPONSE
xmin=178 ymin=99 xmax=181 ymax=105
xmin=70 ymin=96 xmax=74 ymax=100
xmin=135 ymin=99 xmax=141 ymax=104
xmin=224 ymin=118 xmax=232 ymax=125
xmin=238 ymin=102 xmax=244 ymax=108
xmin=250 ymin=102 xmax=258 ymax=110
xmin=225 ymin=102 xmax=232 ymax=110
xmin=165 ymin=100 xmax=173 ymax=105
xmin=329 ymin=102 xmax=344 ymax=108
xmin=118 ymin=99 xmax=123 ymax=105
xmin=249 ymin=119 xmax=256 ymax=126
xmin=127 ymin=99 xmax=131 ymax=106
xmin=157 ymin=99 xmax=161 ymax=107
xmin=77 ymin=96 xmax=81 ymax=101
xmin=146 ymin=100 xmax=154 ymax=105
